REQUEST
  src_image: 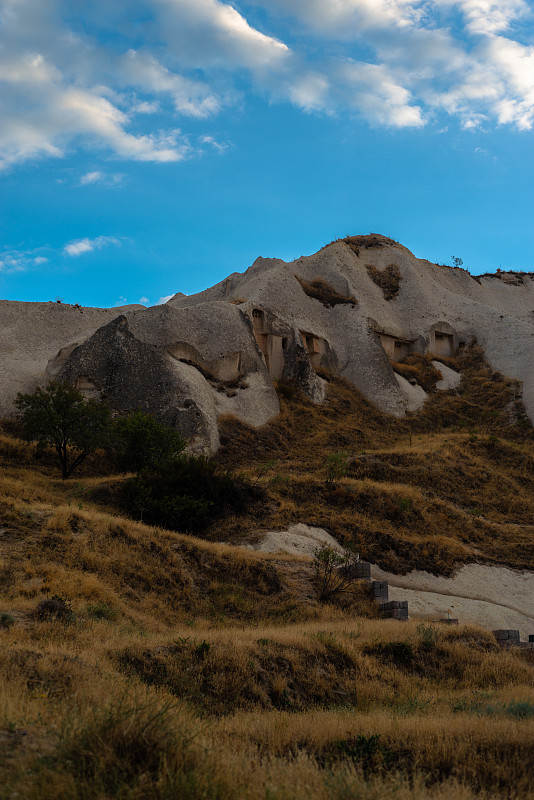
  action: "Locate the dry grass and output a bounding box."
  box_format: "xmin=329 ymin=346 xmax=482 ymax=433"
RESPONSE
xmin=214 ymin=346 xmax=534 ymax=574
xmin=392 ymin=354 xmax=443 ymax=392
xmin=295 ymin=276 xmax=357 ymax=308
xmin=1 ymin=343 xmax=534 ymax=798
xmin=366 ymin=263 xmax=402 ymax=300
xmin=330 ymin=234 xmax=399 ymax=257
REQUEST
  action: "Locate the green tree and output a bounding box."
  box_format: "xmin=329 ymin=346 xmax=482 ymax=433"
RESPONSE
xmin=111 ymin=410 xmax=186 ymax=472
xmin=15 ymin=383 xmax=111 ymax=479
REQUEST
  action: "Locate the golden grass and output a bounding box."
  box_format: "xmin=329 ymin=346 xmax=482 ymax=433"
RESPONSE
xmin=1 ymin=343 xmax=534 ymax=797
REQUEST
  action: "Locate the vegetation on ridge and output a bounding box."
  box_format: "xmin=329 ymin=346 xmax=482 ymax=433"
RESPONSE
xmin=295 ymin=275 xmax=358 ymax=308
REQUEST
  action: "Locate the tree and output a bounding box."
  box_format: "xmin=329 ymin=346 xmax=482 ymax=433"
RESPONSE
xmin=15 ymin=383 xmax=111 ymax=479
xmin=111 ymin=410 xmax=186 ymax=472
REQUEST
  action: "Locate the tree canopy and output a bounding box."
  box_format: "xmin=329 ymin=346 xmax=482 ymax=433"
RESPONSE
xmin=15 ymin=383 xmax=111 ymax=479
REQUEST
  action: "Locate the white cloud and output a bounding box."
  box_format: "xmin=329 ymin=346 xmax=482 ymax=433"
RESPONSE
xmin=122 ymin=51 xmax=222 ymax=117
xmin=63 ymin=235 xmax=120 ymax=257
xmin=0 ymin=247 xmax=49 ymax=272
xmin=156 ymin=294 xmax=174 ymax=305
xmin=139 ymin=296 xmax=149 ymax=303
xmin=155 ymin=0 xmax=290 ymax=70
xmin=199 ymin=135 xmax=231 ymax=153
xmin=0 ymin=0 xmax=533 ymax=174
xmin=438 ymin=0 xmax=529 ymax=36
xmin=256 ymin=0 xmax=423 ymax=36
xmin=79 ymin=170 xmax=125 ymax=186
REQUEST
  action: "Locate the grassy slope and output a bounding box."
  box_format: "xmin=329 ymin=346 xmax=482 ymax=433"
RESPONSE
xmin=215 ymin=345 xmax=534 ymax=574
xmin=1 ymin=344 xmax=534 ymax=798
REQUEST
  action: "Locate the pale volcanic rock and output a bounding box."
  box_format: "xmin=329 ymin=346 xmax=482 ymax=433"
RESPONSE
xmin=0 ymin=300 xmax=142 ymax=418
xmin=3 ymin=235 xmax=534 ymax=448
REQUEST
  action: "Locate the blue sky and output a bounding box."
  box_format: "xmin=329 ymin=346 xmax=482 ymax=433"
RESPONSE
xmin=0 ymin=0 xmax=533 ymax=307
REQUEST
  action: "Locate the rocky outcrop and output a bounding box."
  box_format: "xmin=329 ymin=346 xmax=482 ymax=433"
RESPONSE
xmin=2 ymin=234 xmax=534 ymax=451
xmin=54 ymin=302 xmax=280 ymax=451
xmin=0 ymin=299 xmax=143 ymax=419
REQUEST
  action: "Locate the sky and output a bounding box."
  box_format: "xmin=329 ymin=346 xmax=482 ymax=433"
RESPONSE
xmin=0 ymin=0 xmax=533 ymax=308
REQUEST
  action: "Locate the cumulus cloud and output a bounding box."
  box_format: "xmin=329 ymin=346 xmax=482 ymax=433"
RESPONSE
xmin=439 ymin=0 xmax=529 ymax=36
xmin=0 ymin=0 xmax=533 ymax=173
xmin=155 ymin=0 xmax=290 ymax=70
xmin=156 ymin=294 xmax=174 ymax=305
xmin=63 ymin=235 xmax=121 ymax=257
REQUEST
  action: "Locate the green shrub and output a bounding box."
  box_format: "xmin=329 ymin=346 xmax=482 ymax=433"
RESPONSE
xmin=0 ymin=612 xmax=15 ymax=629
xmin=87 ymin=603 xmax=118 ymax=622
xmin=111 ymin=410 xmax=186 ymax=472
xmin=124 ymin=456 xmax=259 ymax=533
xmin=325 ymin=452 xmax=348 ymax=484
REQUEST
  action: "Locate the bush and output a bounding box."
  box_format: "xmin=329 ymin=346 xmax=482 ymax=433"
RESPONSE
xmin=325 ymin=452 xmax=348 ymax=484
xmin=124 ymin=456 xmax=258 ymax=533
xmin=35 ymin=596 xmax=75 ymax=623
xmin=0 ymin=612 xmax=15 ymax=629
xmin=313 ymin=545 xmax=361 ymax=602
xmin=275 ymin=379 xmax=298 ymax=401
xmin=111 ymin=410 xmax=186 ymax=472
xmin=366 ymin=263 xmax=402 ymax=300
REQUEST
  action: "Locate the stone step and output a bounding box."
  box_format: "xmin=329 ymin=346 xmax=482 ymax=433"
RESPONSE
xmin=493 ymin=629 xmax=520 ymax=646
xmin=381 ymin=600 xmax=408 ymax=620
xmin=370 ymin=580 xmax=388 ymax=601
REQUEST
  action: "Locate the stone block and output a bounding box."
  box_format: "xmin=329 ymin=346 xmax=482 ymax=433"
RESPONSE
xmin=493 ymin=630 xmax=520 ymax=645
xmin=389 ymin=607 xmax=409 ymax=620
xmin=381 ymin=600 xmax=408 ymax=611
xmin=370 ymin=581 xmax=388 ymax=601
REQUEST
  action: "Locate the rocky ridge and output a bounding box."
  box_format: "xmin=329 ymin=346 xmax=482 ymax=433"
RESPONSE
xmin=2 ymin=235 xmax=534 ymax=450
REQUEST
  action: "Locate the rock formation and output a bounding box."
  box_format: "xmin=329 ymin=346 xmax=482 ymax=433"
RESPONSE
xmin=2 ymin=234 xmax=534 ymax=451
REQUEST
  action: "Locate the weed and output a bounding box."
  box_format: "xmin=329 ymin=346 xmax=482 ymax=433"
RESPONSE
xmin=417 ymin=623 xmax=439 ymax=651
xmin=195 ymin=640 xmax=211 ymax=660
xmin=86 ymin=602 xmax=118 ymax=622
xmin=325 ymin=452 xmax=348 ymax=484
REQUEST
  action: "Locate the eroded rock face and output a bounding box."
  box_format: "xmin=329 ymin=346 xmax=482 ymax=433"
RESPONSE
xmin=54 ymin=303 xmax=280 ymax=452
xmin=3 ymin=234 xmax=534 ymax=451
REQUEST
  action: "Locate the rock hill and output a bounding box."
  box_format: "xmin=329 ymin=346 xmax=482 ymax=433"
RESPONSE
xmin=2 ymin=235 xmax=534 ymax=450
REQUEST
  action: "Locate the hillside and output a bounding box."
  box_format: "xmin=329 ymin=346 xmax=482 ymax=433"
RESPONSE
xmin=1 ymin=337 xmax=534 ymax=798
xmin=3 ymin=235 xmax=534 ymax=453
